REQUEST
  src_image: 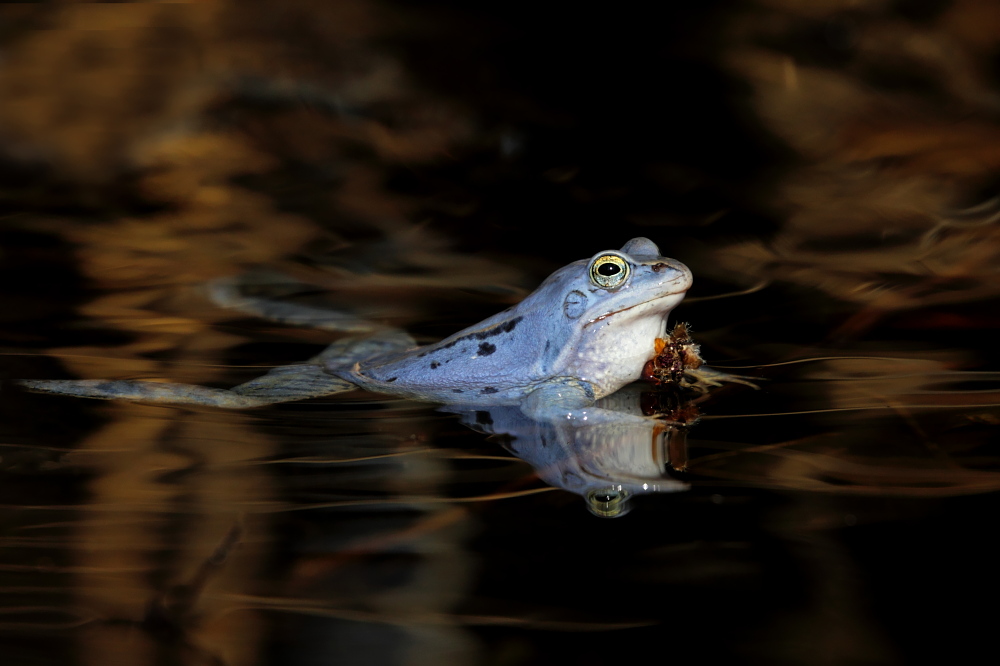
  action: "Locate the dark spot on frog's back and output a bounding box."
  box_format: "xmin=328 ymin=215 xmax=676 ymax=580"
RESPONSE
xmin=430 ymin=361 xmax=440 ymax=369
xmin=480 ymin=387 xmax=498 ymax=395
xmin=496 ymin=317 xmax=522 ymax=335
xmin=477 ymin=342 xmax=496 ymax=356
xmin=417 ymin=316 xmax=523 ymax=357
xmin=464 ymin=316 xmax=524 ymax=342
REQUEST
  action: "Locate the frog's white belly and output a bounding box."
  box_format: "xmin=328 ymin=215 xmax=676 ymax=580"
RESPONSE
xmin=562 ymin=308 xmax=668 ymax=398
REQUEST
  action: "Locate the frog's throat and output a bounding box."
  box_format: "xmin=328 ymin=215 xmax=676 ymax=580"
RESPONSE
xmin=582 ymin=292 xmax=685 ymax=327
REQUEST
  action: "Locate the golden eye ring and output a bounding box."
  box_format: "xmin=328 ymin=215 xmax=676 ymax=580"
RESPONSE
xmin=589 ymin=254 xmax=630 ymax=288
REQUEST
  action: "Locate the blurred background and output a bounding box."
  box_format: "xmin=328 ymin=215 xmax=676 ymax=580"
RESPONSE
xmin=2 ymin=1 xmax=1000 ymax=664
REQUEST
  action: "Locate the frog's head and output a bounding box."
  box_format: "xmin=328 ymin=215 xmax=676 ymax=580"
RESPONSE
xmin=578 ymin=236 xmax=691 ymax=318
xmin=523 ymin=237 xmax=693 ymax=396
xmin=538 ymin=237 xmax=691 ymax=328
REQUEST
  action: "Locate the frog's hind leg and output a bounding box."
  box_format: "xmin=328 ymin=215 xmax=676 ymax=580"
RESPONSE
xmin=209 ymin=272 xmax=418 ymax=369
xmin=16 ymin=276 xmax=417 ymax=408
xmin=16 ymin=363 xmax=356 ymax=409
xmin=208 ymin=274 xmax=383 ymax=333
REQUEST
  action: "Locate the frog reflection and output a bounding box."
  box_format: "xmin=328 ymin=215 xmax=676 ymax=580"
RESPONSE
xmin=448 ymin=384 xmax=694 ymax=518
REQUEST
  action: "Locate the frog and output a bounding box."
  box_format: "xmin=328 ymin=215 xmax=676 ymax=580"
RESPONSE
xmin=17 ymin=237 xmax=734 ymax=419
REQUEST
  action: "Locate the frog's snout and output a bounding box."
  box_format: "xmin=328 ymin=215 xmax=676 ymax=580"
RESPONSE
xmin=646 ymin=258 xmax=692 ymax=292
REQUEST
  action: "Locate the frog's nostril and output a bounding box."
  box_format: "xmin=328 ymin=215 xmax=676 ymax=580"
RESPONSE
xmin=650 ymin=263 xmax=668 ymax=272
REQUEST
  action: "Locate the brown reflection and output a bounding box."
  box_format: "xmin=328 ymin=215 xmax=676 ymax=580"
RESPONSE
xmin=708 ymin=1 xmax=1000 ymax=326
xmin=0 ymin=3 xmax=509 ymax=661
xmin=70 ymin=405 xmax=275 ymax=666
xmin=689 ymin=353 xmax=1000 ymax=496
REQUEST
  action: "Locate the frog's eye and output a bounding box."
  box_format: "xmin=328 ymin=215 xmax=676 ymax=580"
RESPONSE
xmin=589 ymin=254 xmax=630 ymax=289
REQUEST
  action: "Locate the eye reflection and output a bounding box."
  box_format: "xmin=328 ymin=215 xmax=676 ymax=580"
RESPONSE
xmin=586 ymin=487 xmax=631 ymax=518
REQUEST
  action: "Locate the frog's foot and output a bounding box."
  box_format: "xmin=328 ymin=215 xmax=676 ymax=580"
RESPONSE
xmin=681 ymin=366 xmax=760 ymax=393
xmin=16 ymin=364 xmax=355 ymax=409
xmin=208 ymin=274 xmax=385 ymax=333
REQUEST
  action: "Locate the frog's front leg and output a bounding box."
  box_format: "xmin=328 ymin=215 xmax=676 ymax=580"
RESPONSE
xmin=16 ymin=363 xmax=355 ymax=409
xmin=520 ymin=378 xmax=658 ymax=427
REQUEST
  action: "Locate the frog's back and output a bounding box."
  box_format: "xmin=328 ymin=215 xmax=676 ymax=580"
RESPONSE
xmin=341 ymin=305 xmax=572 ymax=403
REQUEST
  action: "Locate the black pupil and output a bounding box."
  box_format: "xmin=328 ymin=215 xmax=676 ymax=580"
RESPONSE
xmin=597 ymin=262 xmax=621 ymax=277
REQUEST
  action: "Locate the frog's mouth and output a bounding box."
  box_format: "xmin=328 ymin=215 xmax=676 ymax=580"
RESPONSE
xmin=584 ymin=291 xmax=687 ymax=326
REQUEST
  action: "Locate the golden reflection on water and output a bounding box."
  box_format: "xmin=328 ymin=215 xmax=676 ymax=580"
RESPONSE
xmin=71 ymin=406 xmax=273 ymax=666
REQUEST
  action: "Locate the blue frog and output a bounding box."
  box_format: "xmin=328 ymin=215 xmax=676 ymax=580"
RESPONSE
xmin=19 ymin=238 xmax=738 ymax=419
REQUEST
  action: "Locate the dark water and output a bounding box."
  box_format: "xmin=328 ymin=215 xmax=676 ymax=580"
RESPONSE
xmin=3 ymin=1 xmax=1000 ymax=665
